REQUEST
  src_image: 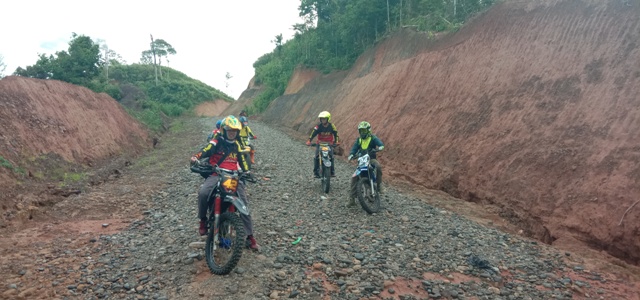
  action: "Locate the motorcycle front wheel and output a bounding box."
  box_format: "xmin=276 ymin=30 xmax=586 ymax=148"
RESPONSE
xmin=321 ymin=164 xmax=331 ymax=193
xmin=205 ymin=212 xmax=246 ymax=275
xmin=356 ymin=177 xmax=380 ymax=214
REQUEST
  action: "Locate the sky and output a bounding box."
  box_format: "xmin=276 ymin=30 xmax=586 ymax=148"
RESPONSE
xmin=0 ymin=0 xmax=305 ymax=99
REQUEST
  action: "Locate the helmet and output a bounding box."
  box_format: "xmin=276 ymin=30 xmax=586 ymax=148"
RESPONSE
xmin=223 ymin=115 xmax=242 ymax=131
xmin=215 ymin=119 xmax=223 ymax=129
xmin=221 ymin=116 xmax=242 ymax=140
xmin=358 ymin=121 xmax=371 ymax=139
xmin=239 ymin=116 xmax=248 ymax=124
xmin=318 ymin=111 xmax=331 ymax=122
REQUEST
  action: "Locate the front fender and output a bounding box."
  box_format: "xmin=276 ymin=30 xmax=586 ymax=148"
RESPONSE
xmin=224 ymin=195 xmax=250 ymax=215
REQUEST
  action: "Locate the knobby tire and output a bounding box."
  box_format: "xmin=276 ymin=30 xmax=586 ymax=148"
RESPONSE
xmin=357 ymin=177 xmax=380 ymax=214
xmin=205 ymin=212 xmax=245 ymax=275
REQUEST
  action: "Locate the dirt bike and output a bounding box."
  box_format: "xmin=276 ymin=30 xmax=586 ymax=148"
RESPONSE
xmin=310 ymin=142 xmax=334 ymax=193
xmin=351 ymin=149 xmax=381 ymax=214
xmin=190 ymin=160 xmax=256 ymax=275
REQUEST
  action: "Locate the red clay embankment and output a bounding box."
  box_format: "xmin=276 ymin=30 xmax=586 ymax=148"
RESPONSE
xmin=0 ymin=76 xmax=150 ymax=226
xmin=257 ymin=0 xmax=640 ymax=265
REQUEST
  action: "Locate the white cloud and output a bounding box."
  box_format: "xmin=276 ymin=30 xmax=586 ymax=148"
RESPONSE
xmin=0 ymin=0 xmax=304 ymax=99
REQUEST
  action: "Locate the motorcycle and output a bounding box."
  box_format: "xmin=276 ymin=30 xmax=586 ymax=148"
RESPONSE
xmin=310 ymin=142 xmax=334 ymax=193
xmin=190 ymin=160 xmax=256 ymax=275
xmin=351 ymin=149 xmax=381 ymax=214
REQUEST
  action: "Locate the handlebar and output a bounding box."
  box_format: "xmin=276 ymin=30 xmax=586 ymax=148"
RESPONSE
xmin=348 ymin=148 xmax=381 ymax=161
xmin=310 ymin=143 xmax=337 ymax=147
xmin=191 ymin=160 xmax=257 ymax=183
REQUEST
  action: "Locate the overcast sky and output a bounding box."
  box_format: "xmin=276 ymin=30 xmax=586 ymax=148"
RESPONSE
xmin=0 ymin=0 xmax=304 ymax=99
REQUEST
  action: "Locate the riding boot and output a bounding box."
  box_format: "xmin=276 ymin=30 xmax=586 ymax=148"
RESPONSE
xmin=313 ymin=156 xmax=319 ymax=177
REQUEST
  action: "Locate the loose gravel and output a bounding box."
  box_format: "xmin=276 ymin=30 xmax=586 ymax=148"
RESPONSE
xmin=1 ymin=117 xmax=631 ymax=300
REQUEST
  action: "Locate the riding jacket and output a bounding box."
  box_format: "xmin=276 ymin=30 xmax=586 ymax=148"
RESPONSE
xmin=309 ymin=122 xmax=339 ymax=144
xmin=349 ymin=134 xmax=384 ymax=159
xmin=194 ymin=136 xmax=249 ymax=171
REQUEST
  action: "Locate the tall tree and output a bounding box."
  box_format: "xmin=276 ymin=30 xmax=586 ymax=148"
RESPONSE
xmin=141 ymin=36 xmax=176 ymax=83
xmin=151 ymin=39 xmax=176 ymax=79
xmin=0 ymin=54 xmax=6 ymax=78
xmin=225 ymin=72 xmax=233 ymax=94
xmin=272 ymin=34 xmax=284 ymax=53
xmin=149 ymin=35 xmax=158 ymax=85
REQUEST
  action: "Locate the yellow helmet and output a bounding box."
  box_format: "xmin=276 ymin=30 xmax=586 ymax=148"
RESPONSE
xmin=222 ymin=115 xmax=242 ymax=131
xmin=318 ymin=111 xmax=331 ymax=122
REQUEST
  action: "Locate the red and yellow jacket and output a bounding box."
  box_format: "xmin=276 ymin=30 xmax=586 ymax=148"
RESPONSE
xmin=193 ymin=136 xmax=249 ymax=171
xmin=309 ymin=122 xmax=339 ymax=144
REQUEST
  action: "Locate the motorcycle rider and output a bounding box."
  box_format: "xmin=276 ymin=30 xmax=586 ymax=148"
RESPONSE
xmin=207 ymin=119 xmax=224 ymax=142
xmin=239 ymin=116 xmax=257 ymax=164
xmin=347 ymin=121 xmax=384 ymax=207
xmin=306 ymin=111 xmax=339 ymax=178
xmin=190 ymin=115 xmax=260 ymax=250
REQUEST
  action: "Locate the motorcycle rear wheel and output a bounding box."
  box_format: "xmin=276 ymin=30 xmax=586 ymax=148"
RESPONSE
xmin=356 ymin=177 xmax=380 ymax=214
xmin=205 ymin=212 xmax=246 ymax=275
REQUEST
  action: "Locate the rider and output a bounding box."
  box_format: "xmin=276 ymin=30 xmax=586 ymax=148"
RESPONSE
xmin=207 ymin=119 xmax=224 ymax=142
xmin=239 ymin=116 xmax=257 ymax=164
xmin=190 ymin=115 xmax=260 ymax=250
xmin=306 ymin=111 xmax=339 ymax=178
xmin=347 ymin=121 xmax=384 ymax=207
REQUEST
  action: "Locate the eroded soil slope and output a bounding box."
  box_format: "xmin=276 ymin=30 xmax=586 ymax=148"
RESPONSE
xmin=258 ymin=0 xmax=640 ymax=265
xmin=0 ymin=76 xmax=150 ymax=230
xmin=221 ymin=76 xmax=265 ymax=116
xmin=193 ymin=100 xmax=231 ymax=117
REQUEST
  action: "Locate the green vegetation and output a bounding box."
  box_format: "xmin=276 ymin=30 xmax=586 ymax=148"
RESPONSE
xmin=249 ymin=0 xmax=496 ymax=114
xmin=13 ymin=33 xmax=233 ymax=132
xmin=63 ymin=172 xmax=86 ymax=183
xmin=0 ymin=156 xmax=25 ymax=175
xmin=110 ymin=64 xmax=232 ymax=130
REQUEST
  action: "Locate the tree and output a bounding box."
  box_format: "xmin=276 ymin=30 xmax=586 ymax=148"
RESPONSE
xmin=54 ymin=33 xmax=101 ymax=85
xmin=0 ymin=54 xmax=6 ymax=78
xmin=151 ymin=38 xmax=176 ymax=79
xmin=149 ymin=35 xmax=159 ymax=85
xmin=140 ymin=50 xmax=154 ymax=64
xmin=14 ymin=33 xmax=100 ymax=85
xmin=96 ymin=40 xmax=124 ymax=80
xmin=225 ymin=72 xmax=233 ymax=94
xmin=14 ymin=53 xmax=56 ymax=79
xmin=272 ymin=34 xmax=284 ymax=54
xmin=141 ymin=36 xmax=176 ymax=84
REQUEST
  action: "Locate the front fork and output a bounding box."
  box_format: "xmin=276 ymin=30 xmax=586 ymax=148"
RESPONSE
xmin=370 ymin=178 xmax=377 ymax=196
xmin=368 ymin=169 xmax=377 ymax=196
xmin=212 ymin=195 xmax=237 ymax=251
xmin=212 ymin=196 xmax=221 ymax=251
